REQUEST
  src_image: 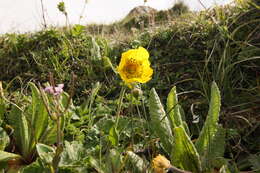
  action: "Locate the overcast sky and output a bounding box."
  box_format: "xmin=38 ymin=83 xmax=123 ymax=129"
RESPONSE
xmin=0 ymin=0 xmax=233 ymax=34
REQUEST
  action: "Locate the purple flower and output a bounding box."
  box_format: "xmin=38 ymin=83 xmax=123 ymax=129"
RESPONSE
xmin=44 ymin=84 xmax=64 ymax=96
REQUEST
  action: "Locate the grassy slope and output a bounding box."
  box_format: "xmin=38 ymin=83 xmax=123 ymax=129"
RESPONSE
xmin=0 ymin=0 xmax=259 ymax=168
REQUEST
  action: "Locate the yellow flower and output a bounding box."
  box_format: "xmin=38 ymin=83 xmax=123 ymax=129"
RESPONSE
xmin=152 ymin=154 xmax=171 ymax=173
xmin=117 ymin=47 xmax=153 ymax=87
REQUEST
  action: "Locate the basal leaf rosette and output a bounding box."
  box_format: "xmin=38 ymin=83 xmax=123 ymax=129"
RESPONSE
xmin=117 ymin=47 xmax=153 ymax=87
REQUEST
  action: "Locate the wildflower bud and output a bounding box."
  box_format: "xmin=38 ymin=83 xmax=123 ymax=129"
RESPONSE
xmin=131 ymin=87 xmax=143 ymax=99
xmin=44 ymin=84 xmax=64 ymax=96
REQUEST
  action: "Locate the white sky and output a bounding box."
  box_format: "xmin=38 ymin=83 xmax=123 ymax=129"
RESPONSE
xmin=0 ymin=0 xmax=233 ymax=34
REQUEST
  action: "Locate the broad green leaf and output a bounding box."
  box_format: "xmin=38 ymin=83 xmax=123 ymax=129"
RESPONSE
xmin=108 ymin=126 xmax=119 ymax=146
xmin=125 ymin=151 xmax=148 ymax=173
xmin=60 ymin=92 xmax=71 ymax=110
xmin=167 ymin=86 xmax=183 ymax=127
xmin=149 ymin=88 xmax=173 ymax=153
xmin=36 ymin=143 xmax=55 ymax=165
xmin=203 ymin=125 xmax=226 ymax=170
xmin=28 ymin=82 xmax=48 ymax=150
xmin=0 ymin=151 xmax=21 ymax=162
xmin=59 ymin=141 xmax=86 ymax=166
xmin=182 ymin=122 xmax=190 ymax=136
xmin=8 ymin=104 xmax=30 ymax=158
xmin=171 ymin=126 xmax=202 ymax=172
xmin=0 ymin=127 xmax=9 ymax=151
xmin=40 ymin=125 xmax=57 ymax=145
xmin=21 ymin=159 xmax=50 ymax=173
xmin=106 ymin=149 xmax=122 ymax=173
xmin=195 ymin=82 xmax=221 ymax=156
xmin=88 ymin=156 xmax=105 ymax=173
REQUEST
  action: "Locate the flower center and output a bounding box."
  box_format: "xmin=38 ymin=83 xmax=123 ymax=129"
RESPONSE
xmin=126 ymin=63 xmax=137 ymax=74
xmin=123 ymin=62 xmax=142 ymax=78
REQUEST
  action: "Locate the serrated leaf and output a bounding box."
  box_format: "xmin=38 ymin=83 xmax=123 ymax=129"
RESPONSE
xmin=171 ymin=126 xmax=202 ymax=172
xmin=28 ymin=82 xmax=48 ymax=150
xmin=0 ymin=127 xmax=9 ymax=151
xmin=125 ymin=151 xmax=148 ymax=173
xmin=149 ymin=88 xmax=173 ymax=153
xmin=167 ymin=86 xmax=183 ymax=127
xmin=59 ymin=141 xmax=86 ymax=166
xmin=8 ymin=104 xmax=30 ymax=158
xmin=21 ymin=159 xmax=49 ymax=173
xmin=40 ymin=124 xmax=57 ymax=145
xmin=36 ymin=143 xmax=55 ymax=165
xmin=0 ymin=151 xmax=21 ymax=162
xmin=88 ymin=156 xmax=105 ymax=173
xmin=203 ymin=125 xmax=226 ymax=170
xmin=106 ymin=149 xmax=122 ymax=173
xmin=195 ymin=82 xmax=221 ymax=156
xmin=108 ymin=126 xmax=119 ymax=146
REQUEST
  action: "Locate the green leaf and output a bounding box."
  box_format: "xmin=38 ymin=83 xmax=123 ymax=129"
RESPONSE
xmin=81 ymin=82 xmax=101 ymax=114
xmin=21 ymin=159 xmax=49 ymax=173
xmin=203 ymin=125 xmax=226 ymax=170
xmin=8 ymin=104 xmax=30 ymax=158
xmin=106 ymin=149 xmax=122 ymax=173
xmin=91 ymin=37 xmax=101 ymax=60
xmin=59 ymin=141 xmax=86 ymax=166
xmin=0 ymin=151 xmax=21 ymax=162
xmin=149 ymin=88 xmax=173 ymax=153
xmin=28 ymin=82 xmax=48 ymax=150
xmin=0 ymin=127 xmax=10 ymax=151
xmin=171 ymin=126 xmax=202 ymax=172
xmin=88 ymin=156 xmax=105 ymax=173
xmin=39 ymin=124 xmax=57 ymax=145
xmin=0 ymin=99 xmax=5 ymax=121
xmin=102 ymin=56 xmax=117 ymax=73
xmin=125 ymin=151 xmax=148 ymax=173
xmin=219 ymin=165 xmax=232 ymax=173
xmin=167 ymin=86 xmax=183 ymax=127
xmin=108 ymin=126 xmax=119 ymax=146
xmin=36 ymin=143 xmax=55 ymax=165
xmin=195 ymin=82 xmax=221 ymax=156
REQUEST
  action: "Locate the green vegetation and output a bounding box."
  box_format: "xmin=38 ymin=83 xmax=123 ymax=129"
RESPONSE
xmin=0 ymin=0 xmax=259 ymax=172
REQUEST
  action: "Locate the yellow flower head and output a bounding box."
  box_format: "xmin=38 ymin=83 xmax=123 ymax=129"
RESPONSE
xmin=117 ymin=47 xmax=153 ymax=87
xmin=152 ymin=154 xmax=171 ymax=173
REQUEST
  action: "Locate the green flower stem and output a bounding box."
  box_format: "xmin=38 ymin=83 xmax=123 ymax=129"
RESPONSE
xmin=52 ymin=96 xmax=64 ymax=173
xmin=52 ymin=114 xmax=63 ymax=173
xmin=115 ymin=86 xmax=126 ymax=129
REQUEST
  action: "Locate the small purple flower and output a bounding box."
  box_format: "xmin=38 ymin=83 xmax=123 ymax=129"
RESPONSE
xmin=44 ymin=84 xmax=64 ymax=96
